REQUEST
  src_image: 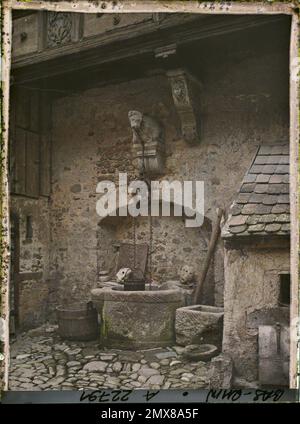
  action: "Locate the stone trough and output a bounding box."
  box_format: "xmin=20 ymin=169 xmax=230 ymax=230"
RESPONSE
xmin=91 ymin=287 xmax=184 ymax=349
xmin=175 ymin=304 xmax=224 ymax=347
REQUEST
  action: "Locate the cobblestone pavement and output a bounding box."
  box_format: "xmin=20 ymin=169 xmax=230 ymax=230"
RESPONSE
xmin=9 ymin=324 xmax=212 ymax=391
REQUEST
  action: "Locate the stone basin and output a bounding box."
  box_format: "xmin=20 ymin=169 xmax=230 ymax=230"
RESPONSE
xmin=91 ymin=287 xmax=184 ymax=349
xmin=175 ymin=304 xmax=224 ymax=347
xmin=182 ymin=344 xmax=218 ymax=362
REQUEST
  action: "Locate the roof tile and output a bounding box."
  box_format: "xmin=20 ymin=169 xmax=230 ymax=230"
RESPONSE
xmin=274 ymin=214 xmax=290 ymax=223
xmin=241 ymin=183 xmax=256 ymax=193
xmin=265 ymin=223 xmax=282 ymax=233
xmin=254 ymin=184 xmax=269 ymax=194
xmin=249 ymin=193 xmax=264 ymax=203
xmin=269 ymin=174 xmax=284 ymax=184
xmin=229 ymin=215 xmax=248 ymax=227
xmin=259 ymin=146 xmax=273 ymax=155
xmin=277 ymin=194 xmax=289 ymax=204
xmin=222 ymin=143 xmax=290 ymax=239
xmin=230 ymin=203 xmax=243 ymax=216
xmin=229 ymin=225 xmax=248 ymax=234
xmin=276 ymin=164 xmax=289 ymax=174
xmin=262 ymin=195 xmax=278 ymax=205
xmin=262 ymin=164 xmax=277 ymax=174
xmin=271 ymin=204 xmax=289 ymax=214
xmin=256 ymin=174 xmax=271 ymax=183
xmin=249 ymin=165 xmax=265 ymax=174
xmin=236 ymin=193 xmax=251 ymax=204
xmin=243 ymin=174 xmax=257 ymax=183
xmin=268 ymin=184 xmax=286 ymax=195
xmin=248 ymin=224 xmax=265 ymax=232
xmin=255 ymin=204 xmax=273 ymax=215
xmin=241 ymin=204 xmax=257 ymax=215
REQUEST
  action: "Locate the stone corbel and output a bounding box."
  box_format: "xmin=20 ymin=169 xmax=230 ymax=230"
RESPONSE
xmin=167 ymin=69 xmax=202 ymax=144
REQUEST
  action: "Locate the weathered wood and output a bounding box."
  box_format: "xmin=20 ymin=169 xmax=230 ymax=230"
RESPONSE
xmin=25 ymin=131 xmax=40 ymax=198
xmin=40 ymin=134 xmax=51 ymax=197
xmin=14 ymin=127 xmax=26 ymax=195
xmin=12 ymin=14 xmax=285 ymax=83
xmin=29 ymin=89 xmax=40 ymax=133
xmin=12 ymin=13 xmax=39 ymax=58
xmin=83 ymin=12 xmax=152 ymax=39
xmin=15 ymin=87 xmax=30 ymax=129
xmin=193 ymin=208 xmax=224 ymax=304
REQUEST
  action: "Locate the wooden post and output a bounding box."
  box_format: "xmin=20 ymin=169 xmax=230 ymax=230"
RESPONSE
xmin=193 ymin=208 xmax=224 ymax=305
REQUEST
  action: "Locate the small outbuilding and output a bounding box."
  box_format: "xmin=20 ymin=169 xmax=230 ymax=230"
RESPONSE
xmin=222 ymin=144 xmax=290 ymax=386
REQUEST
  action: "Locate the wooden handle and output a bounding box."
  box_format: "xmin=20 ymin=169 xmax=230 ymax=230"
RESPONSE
xmin=193 ymin=208 xmax=224 ymax=305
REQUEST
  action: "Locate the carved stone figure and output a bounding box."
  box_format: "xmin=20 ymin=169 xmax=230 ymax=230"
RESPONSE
xmin=172 ymin=79 xmax=189 ymax=105
xmin=167 ymin=69 xmax=201 ymax=144
xmin=128 ymin=111 xmax=165 ymax=176
xmin=179 ymin=265 xmax=195 ymax=284
xmin=116 ymin=267 xmax=132 ymax=283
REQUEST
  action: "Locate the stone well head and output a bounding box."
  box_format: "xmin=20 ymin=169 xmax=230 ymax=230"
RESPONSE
xmin=91 ymin=287 xmax=184 ymax=350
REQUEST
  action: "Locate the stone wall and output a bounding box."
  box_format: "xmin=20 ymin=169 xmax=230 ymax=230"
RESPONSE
xmin=10 ymin=196 xmax=50 ymax=330
xmin=222 ymin=246 xmax=290 ymax=382
xmin=49 ymin=27 xmax=289 ymax=311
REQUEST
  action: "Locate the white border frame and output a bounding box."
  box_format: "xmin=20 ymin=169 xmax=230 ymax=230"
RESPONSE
xmin=1 ymin=0 xmax=299 ymax=391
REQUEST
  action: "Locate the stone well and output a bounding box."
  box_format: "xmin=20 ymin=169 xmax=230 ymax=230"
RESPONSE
xmin=175 ymin=304 xmax=224 ymax=347
xmin=91 ymin=287 xmax=184 ymax=349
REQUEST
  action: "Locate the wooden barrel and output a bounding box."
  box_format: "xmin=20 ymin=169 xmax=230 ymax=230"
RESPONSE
xmin=56 ymin=302 xmax=98 ymax=341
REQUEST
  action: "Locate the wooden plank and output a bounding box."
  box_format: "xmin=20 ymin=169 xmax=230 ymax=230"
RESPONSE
xmin=14 ymin=127 xmax=26 ymax=195
xmin=40 ymin=91 xmax=52 ymax=134
xmin=25 ymin=131 xmax=40 ymax=198
xmin=9 ymin=89 xmax=17 ymax=194
xmin=29 ymin=89 xmax=40 ymax=133
xmin=40 ymin=134 xmax=51 ymax=197
xmin=15 ymin=87 xmax=30 ymax=129
xmin=83 ymin=13 xmax=153 ymax=39
xmin=12 ymin=13 xmax=38 ymax=58
xmin=12 ymin=14 xmax=284 ymax=76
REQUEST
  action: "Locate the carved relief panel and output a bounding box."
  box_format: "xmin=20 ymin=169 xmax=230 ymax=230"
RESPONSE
xmin=47 ymin=12 xmax=73 ymax=48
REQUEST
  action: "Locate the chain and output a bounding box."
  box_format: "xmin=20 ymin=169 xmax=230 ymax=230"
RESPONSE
xmin=132 ymin=214 xmax=136 ymax=271
xmin=132 ymin=127 xmax=154 ymax=283
xmin=149 ymin=213 xmax=153 ymax=285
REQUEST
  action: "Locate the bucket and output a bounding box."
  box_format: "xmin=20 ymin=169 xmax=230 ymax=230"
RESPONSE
xmin=56 ymin=301 xmax=98 ymax=341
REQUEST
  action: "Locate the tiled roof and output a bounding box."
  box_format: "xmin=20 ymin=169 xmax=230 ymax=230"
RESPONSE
xmin=222 ymin=144 xmax=290 ymax=239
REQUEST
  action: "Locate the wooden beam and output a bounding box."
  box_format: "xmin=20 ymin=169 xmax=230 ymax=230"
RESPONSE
xmin=12 ymin=15 xmax=286 ymax=84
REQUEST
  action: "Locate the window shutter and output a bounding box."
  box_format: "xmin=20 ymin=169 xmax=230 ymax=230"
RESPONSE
xmin=25 ymin=131 xmax=40 ymax=198
xmin=40 ymin=134 xmax=51 ymax=196
xmin=14 ymin=127 xmax=26 ymax=195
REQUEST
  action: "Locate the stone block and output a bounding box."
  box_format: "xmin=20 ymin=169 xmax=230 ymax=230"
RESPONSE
xmin=91 ymin=287 xmax=184 ymax=349
xmin=175 ymin=304 xmax=223 ymax=347
xmin=209 ymin=354 xmax=233 ymax=389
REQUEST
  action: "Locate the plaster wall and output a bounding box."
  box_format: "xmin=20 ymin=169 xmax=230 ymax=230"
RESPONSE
xmin=223 ymin=246 xmax=290 ymax=382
